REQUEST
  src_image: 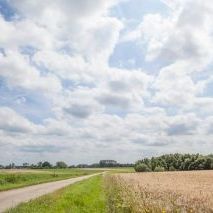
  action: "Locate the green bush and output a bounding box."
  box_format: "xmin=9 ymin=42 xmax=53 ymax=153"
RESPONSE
xmin=0 ymin=179 xmax=6 ymax=185
xmin=5 ymin=174 xmax=19 ymax=183
xmin=154 ymin=167 xmax=165 ymax=172
xmin=3 ymin=174 xmax=28 ymax=184
xmin=134 ymin=163 xmax=151 ymax=172
xmin=169 ymin=166 xmax=176 ymax=171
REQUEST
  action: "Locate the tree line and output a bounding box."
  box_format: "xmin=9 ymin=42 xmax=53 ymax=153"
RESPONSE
xmin=135 ymin=153 xmax=213 ymax=172
xmin=0 ymin=161 xmax=134 ymax=169
xmin=0 ymin=161 xmax=69 ymax=169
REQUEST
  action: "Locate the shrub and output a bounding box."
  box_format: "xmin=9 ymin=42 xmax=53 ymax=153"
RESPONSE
xmin=3 ymin=174 xmax=28 ymax=184
xmin=135 ymin=163 xmax=151 ymax=172
xmin=5 ymin=174 xmax=19 ymax=183
xmin=0 ymin=179 xmax=6 ymax=185
xmin=154 ymin=167 xmax=165 ymax=172
xmin=169 ymin=166 xmax=176 ymax=171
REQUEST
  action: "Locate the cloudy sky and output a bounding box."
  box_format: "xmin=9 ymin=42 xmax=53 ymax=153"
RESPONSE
xmin=0 ymin=0 xmax=212 ymax=165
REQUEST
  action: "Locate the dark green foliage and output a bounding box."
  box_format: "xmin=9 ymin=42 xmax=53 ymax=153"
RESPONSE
xmin=154 ymin=166 xmax=165 ymax=172
xmin=56 ymin=161 xmax=67 ymax=168
xmin=41 ymin=161 xmax=52 ymax=168
xmin=4 ymin=174 xmax=27 ymax=183
xmin=99 ymin=160 xmax=118 ymax=167
xmin=135 ymin=153 xmax=213 ymax=172
xmin=169 ymin=166 xmax=176 ymax=171
xmin=134 ymin=163 xmax=151 ymax=172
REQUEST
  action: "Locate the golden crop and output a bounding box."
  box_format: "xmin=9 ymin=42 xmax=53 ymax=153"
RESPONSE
xmin=105 ymin=171 xmax=213 ymax=213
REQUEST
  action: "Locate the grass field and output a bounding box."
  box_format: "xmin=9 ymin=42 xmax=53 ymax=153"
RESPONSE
xmin=0 ymin=169 xmax=99 ymax=191
xmin=7 ymin=175 xmax=106 ymax=213
xmin=105 ymin=171 xmax=213 ymax=212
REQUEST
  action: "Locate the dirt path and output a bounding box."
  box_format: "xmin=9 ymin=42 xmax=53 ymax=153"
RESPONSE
xmin=0 ymin=173 xmax=101 ymax=212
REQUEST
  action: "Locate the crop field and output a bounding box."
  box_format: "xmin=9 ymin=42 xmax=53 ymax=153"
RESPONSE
xmin=0 ymin=169 xmax=100 ymax=191
xmin=105 ymin=171 xmax=213 ymax=212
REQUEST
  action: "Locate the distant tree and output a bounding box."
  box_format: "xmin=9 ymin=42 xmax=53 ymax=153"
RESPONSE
xmin=90 ymin=163 xmax=100 ymax=168
xmin=37 ymin=161 xmax=43 ymax=168
xmin=204 ymin=157 xmax=213 ymax=170
xmin=77 ymin=164 xmax=89 ymax=168
xmin=150 ymin=157 xmax=157 ymax=171
xmin=135 ymin=153 xmax=213 ymax=172
xmin=29 ymin=164 xmax=39 ymax=169
xmin=23 ymin=163 xmax=29 ymax=168
xmin=154 ymin=166 xmax=165 ymax=172
xmin=135 ymin=163 xmax=151 ymax=172
xmin=56 ymin=161 xmax=67 ymax=168
xmin=42 ymin=161 xmax=52 ymax=168
xmin=183 ymin=158 xmax=191 ymax=170
xmin=99 ymin=160 xmax=118 ymax=167
xmin=5 ymin=163 xmax=15 ymax=169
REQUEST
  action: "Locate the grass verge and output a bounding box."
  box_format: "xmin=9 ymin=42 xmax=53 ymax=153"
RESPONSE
xmin=0 ymin=169 xmax=99 ymax=191
xmin=7 ymin=175 xmax=106 ymax=213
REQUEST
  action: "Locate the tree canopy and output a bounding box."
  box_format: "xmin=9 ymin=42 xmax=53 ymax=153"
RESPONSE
xmin=56 ymin=161 xmax=68 ymax=168
xmin=135 ymin=153 xmax=213 ymax=172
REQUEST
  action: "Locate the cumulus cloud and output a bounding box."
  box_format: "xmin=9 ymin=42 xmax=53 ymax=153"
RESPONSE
xmin=128 ymin=0 xmax=213 ymax=67
xmin=10 ymin=0 xmax=121 ymax=22
xmin=0 ymin=50 xmax=62 ymax=92
xmin=0 ymin=107 xmax=36 ymax=133
xmin=166 ymin=114 xmax=200 ymax=136
xmin=0 ymin=0 xmax=212 ymax=164
xmin=97 ymin=93 xmax=131 ymax=109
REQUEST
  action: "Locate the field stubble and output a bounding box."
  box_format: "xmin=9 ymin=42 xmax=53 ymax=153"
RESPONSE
xmin=105 ymin=171 xmax=213 ymax=213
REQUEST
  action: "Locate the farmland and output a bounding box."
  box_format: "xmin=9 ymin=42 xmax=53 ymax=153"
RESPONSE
xmin=105 ymin=171 xmax=213 ymax=212
xmin=0 ymin=169 xmax=100 ymax=191
xmin=2 ymin=170 xmax=213 ymax=212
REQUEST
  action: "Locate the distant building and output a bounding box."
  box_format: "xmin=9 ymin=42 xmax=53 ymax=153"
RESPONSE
xmin=99 ymin=160 xmax=118 ymax=167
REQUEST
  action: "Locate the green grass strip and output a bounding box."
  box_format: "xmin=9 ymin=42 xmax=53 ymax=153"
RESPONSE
xmin=0 ymin=169 xmax=99 ymax=191
xmin=7 ymin=175 xmax=106 ymax=213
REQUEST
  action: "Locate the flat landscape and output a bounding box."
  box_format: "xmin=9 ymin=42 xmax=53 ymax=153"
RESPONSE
xmin=1 ymin=0 xmax=213 ymax=212
xmin=0 ymin=169 xmax=212 ymax=212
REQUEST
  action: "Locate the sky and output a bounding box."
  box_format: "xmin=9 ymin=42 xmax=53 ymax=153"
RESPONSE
xmin=0 ymin=0 xmax=212 ymax=165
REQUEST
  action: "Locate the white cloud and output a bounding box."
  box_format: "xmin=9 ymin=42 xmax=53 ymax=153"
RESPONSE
xmin=0 ymin=107 xmax=36 ymax=133
xmin=125 ymin=0 xmax=213 ymax=68
xmin=0 ymin=15 xmax=55 ymax=50
xmin=152 ymin=62 xmax=199 ymax=106
xmin=0 ymin=50 xmax=62 ymax=92
xmin=10 ymin=0 xmax=121 ymax=23
xmin=0 ymin=0 xmax=212 ymax=164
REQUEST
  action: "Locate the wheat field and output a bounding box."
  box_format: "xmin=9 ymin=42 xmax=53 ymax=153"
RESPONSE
xmin=106 ymin=171 xmax=213 ymax=213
